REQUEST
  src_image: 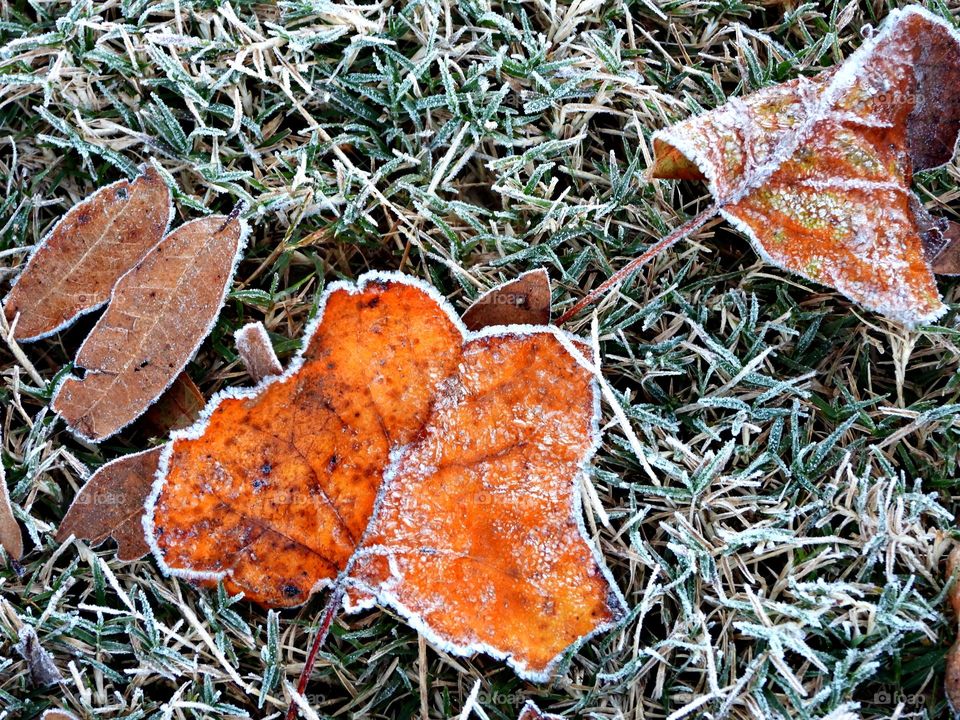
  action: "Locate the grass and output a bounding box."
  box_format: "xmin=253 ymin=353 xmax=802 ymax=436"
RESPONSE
xmin=2 ymin=0 xmax=960 ymax=718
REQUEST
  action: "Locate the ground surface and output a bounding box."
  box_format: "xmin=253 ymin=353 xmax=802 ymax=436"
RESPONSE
xmin=1 ymin=1 xmax=960 ymax=719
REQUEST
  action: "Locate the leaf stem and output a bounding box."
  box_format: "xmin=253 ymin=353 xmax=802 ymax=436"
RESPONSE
xmin=555 ymin=205 xmax=719 ymax=325
xmin=284 ymin=580 xmax=346 ymax=720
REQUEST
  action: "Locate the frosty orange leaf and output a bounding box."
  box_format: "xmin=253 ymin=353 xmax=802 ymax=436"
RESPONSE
xmin=145 ymin=272 xmax=625 ymax=680
xmin=562 ymin=7 xmax=960 ymax=327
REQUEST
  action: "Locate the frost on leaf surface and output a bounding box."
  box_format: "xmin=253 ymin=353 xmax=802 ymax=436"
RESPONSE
xmin=52 ymin=215 xmax=248 ymax=442
xmin=3 ymin=166 xmax=172 ymax=341
xmin=146 ymin=272 xmax=625 ymax=680
xmin=651 ymin=6 xmax=960 ymax=326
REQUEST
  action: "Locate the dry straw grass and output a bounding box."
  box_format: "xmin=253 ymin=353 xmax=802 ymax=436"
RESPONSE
xmin=2 ymin=1 xmax=960 ymax=719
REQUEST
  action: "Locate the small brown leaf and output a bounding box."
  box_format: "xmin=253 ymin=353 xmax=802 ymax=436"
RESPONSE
xmin=56 ymin=447 xmax=161 ymax=562
xmin=517 ymin=702 xmax=561 ymax=720
xmin=52 ymin=215 xmax=249 ymax=442
xmin=0 ymin=431 xmax=23 ymax=562
xmin=930 ymin=222 xmax=960 ymax=276
xmin=946 ymin=547 xmax=960 ymax=712
xmin=234 ymin=322 xmax=282 ymax=382
xmin=461 ymin=270 xmax=551 ymax=331
xmin=42 ymin=711 xmax=80 ymax=720
xmin=143 ymin=373 xmax=205 ymax=436
xmin=15 ymin=625 xmax=62 ymax=688
xmin=948 ymin=640 xmax=960 ymax=712
xmin=3 ymin=166 xmax=172 ymax=342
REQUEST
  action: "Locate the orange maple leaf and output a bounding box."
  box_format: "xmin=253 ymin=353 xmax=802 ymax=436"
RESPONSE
xmin=651 ymin=7 xmax=960 ymax=326
xmin=561 ymin=7 xmax=960 ymax=327
xmin=145 ymin=272 xmax=625 ymax=680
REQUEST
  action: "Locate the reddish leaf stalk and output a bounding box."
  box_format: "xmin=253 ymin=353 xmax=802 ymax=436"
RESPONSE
xmin=285 ymin=579 xmax=346 ymax=720
xmin=556 ymin=204 xmax=719 ymax=325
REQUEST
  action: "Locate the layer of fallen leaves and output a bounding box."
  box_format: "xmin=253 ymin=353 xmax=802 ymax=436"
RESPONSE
xmin=147 ymin=273 xmax=626 ymax=681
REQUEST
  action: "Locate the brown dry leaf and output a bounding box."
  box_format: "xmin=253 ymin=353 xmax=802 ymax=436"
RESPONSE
xmin=146 ymin=272 xmax=625 ymax=680
xmin=461 ymin=269 xmax=551 ymax=331
xmin=52 ymin=215 xmax=249 ymax=442
xmin=56 ymin=447 xmax=162 ymax=562
xmin=650 ymin=7 xmax=960 ymax=326
xmin=929 ymin=222 xmax=960 ymax=276
xmin=3 ymin=166 xmax=172 ymax=341
xmin=234 ymin=322 xmax=282 ymax=382
xmin=41 ymin=711 xmax=80 ymax=720
xmin=0 ymin=430 xmax=23 ymax=561
xmin=143 ymin=373 xmax=206 ymax=436
xmin=15 ymin=625 xmax=62 ymax=688
xmin=517 ymin=702 xmax=562 ymax=720
xmin=945 ymin=547 xmax=960 ymax=712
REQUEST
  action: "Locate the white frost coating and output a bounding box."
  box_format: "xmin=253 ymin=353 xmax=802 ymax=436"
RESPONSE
xmin=143 ymin=270 xmax=627 ymax=682
xmin=53 ymin=214 xmax=251 ymax=444
xmin=650 ymin=6 xmax=960 ymax=327
xmin=4 ymin=162 xmax=176 ymax=343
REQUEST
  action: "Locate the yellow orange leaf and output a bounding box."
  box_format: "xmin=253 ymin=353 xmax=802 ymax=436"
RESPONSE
xmin=146 ymin=272 xmax=624 ymax=680
xmin=651 ymin=7 xmax=960 ymax=326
